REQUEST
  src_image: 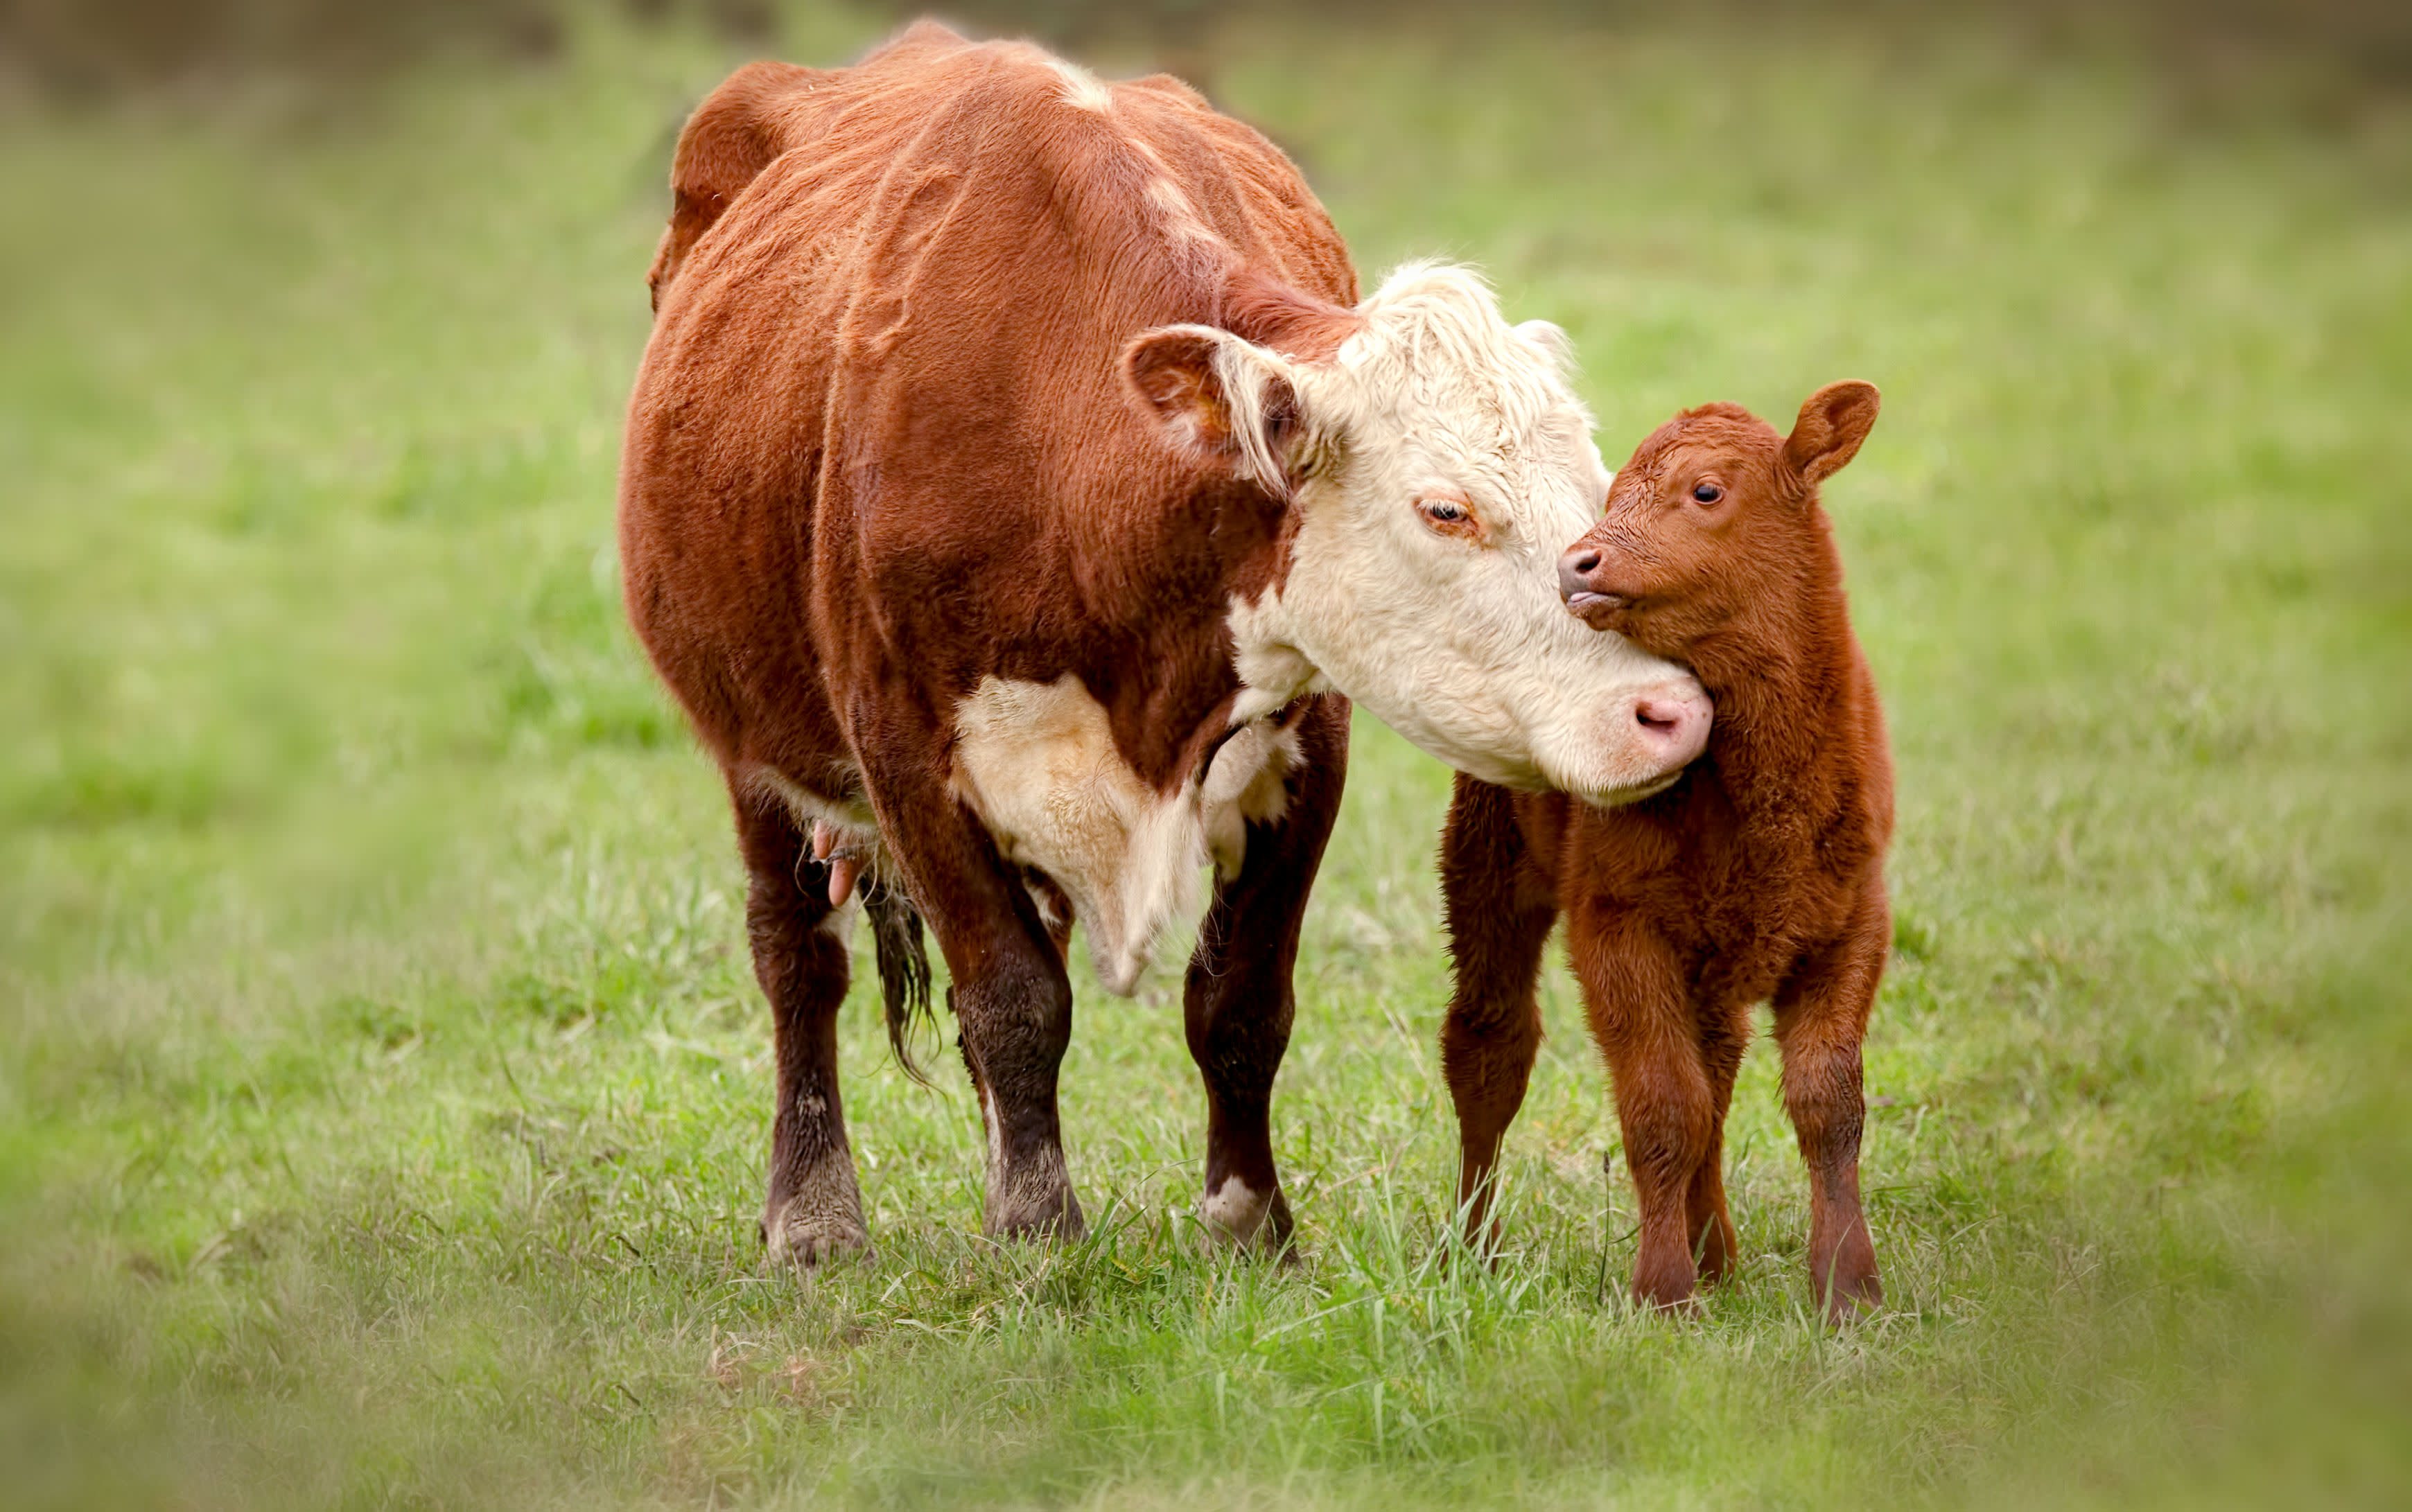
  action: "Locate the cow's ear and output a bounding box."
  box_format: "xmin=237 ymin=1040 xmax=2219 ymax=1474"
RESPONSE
xmin=1514 ymin=319 xmax=1575 ymax=376
xmin=1123 ymin=325 xmax=1306 ymax=493
xmin=1782 ymin=380 xmax=1881 ymax=486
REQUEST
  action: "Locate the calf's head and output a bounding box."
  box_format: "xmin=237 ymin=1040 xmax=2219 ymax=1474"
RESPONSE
xmin=1125 ymin=262 xmax=1709 ymax=803
xmin=1559 ymin=382 xmax=1881 ymax=667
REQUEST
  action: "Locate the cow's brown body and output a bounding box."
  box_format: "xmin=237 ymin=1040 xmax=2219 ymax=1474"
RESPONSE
xmin=620 ymin=25 xmax=1361 ymax=1257
xmin=1439 ymin=384 xmax=1893 ymax=1321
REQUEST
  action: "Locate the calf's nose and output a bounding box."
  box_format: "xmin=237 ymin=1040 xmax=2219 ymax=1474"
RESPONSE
xmin=1629 ymin=683 xmax=1713 ymax=771
xmin=1559 ymin=540 xmax=1632 ymax=619
xmin=1558 ymin=543 xmax=1603 ymax=604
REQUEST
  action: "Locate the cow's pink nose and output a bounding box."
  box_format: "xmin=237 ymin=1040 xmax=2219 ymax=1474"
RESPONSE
xmin=1631 ymin=685 xmax=1713 ymax=770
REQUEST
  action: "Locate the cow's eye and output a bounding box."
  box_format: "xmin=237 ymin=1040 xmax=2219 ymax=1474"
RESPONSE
xmin=1416 ymin=493 xmax=1485 ymax=540
xmin=1690 ymin=482 xmax=1725 ymax=505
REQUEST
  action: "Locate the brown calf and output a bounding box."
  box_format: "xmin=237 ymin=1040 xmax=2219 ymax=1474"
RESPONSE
xmin=1439 ymin=382 xmax=1892 ymax=1321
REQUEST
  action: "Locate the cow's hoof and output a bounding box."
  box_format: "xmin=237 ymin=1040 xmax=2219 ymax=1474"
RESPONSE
xmin=983 ymin=1182 xmax=1085 ymax=1242
xmin=762 ymin=1199 xmax=871 ymax=1272
xmin=1196 ymin=1177 xmax=1293 ymax=1257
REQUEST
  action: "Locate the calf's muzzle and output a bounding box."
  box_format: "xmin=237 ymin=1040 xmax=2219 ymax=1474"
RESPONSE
xmin=1559 ymin=540 xmax=1640 ymax=626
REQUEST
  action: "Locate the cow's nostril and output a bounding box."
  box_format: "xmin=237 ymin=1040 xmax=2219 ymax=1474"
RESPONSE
xmin=1636 ymin=705 xmax=1678 ymax=732
xmin=1569 ymin=548 xmax=1602 ymax=576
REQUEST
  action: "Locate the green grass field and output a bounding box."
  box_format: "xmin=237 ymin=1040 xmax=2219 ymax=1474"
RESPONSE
xmin=4 ymin=6 xmax=2407 ymax=1506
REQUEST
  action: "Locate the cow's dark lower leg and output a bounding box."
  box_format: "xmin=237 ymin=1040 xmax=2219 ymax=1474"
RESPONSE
xmin=856 ymin=735 xmax=1086 ymax=1243
xmin=1183 ymin=696 xmax=1347 ymax=1253
xmin=956 ymin=942 xmax=1083 ymax=1240
xmin=1437 ymin=774 xmax=1558 ymax=1252
xmin=731 ymin=777 xmax=866 ymax=1267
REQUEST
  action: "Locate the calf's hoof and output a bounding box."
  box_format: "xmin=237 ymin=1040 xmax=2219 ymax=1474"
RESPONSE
xmin=1815 ymin=1269 xmax=1884 ymax=1326
xmin=1693 ymin=1220 xmax=1740 ymax=1286
xmin=1630 ymin=1279 xmax=1706 ymax=1319
xmin=1629 ymin=1254 xmax=1707 ymax=1317
xmin=1810 ymin=1227 xmax=1883 ymax=1324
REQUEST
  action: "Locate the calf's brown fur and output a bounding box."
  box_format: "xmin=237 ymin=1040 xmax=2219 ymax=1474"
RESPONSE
xmin=1438 ymin=382 xmax=1892 ymax=1321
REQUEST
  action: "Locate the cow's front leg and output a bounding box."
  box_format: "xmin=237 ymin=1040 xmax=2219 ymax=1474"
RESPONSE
xmin=729 ymin=775 xmax=867 ymax=1268
xmin=954 ymin=929 xmax=1081 ymax=1240
xmin=1184 ymin=696 xmax=1348 ymax=1254
xmin=862 ymin=735 xmax=1083 ymax=1241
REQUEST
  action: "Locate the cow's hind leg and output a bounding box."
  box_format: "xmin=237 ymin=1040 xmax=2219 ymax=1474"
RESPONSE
xmin=1437 ymin=774 xmax=1559 ymax=1252
xmin=1185 ymin=696 xmax=1348 ymax=1254
xmin=1772 ymin=884 xmax=1889 ymax=1324
xmin=731 ymin=775 xmax=868 ymax=1267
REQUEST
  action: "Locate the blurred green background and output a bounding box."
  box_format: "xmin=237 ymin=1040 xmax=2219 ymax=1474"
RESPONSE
xmin=2 ymin=2 xmax=2406 ymax=1506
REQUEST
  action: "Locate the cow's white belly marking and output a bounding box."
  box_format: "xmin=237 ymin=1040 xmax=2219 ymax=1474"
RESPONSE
xmin=950 ymin=674 xmax=1296 ymax=996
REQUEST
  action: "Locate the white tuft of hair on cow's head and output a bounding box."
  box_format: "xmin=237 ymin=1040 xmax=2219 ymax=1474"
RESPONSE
xmin=1127 ymin=261 xmax=1711 ymax=804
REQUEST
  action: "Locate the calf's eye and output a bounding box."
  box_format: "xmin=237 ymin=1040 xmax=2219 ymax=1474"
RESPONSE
xmin=1426 ymin=499 xmax=1464 ymax=520
xmin=1691 ymin=482 xmax=1725 ymax=505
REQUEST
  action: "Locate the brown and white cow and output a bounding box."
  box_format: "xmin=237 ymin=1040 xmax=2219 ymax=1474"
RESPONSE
xmin=619 ymin=23 xmax=1710 ymax=1265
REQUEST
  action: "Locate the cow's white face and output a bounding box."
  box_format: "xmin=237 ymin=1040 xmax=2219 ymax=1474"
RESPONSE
xmin=1129 ymin=262 xmax=1710 ymax=803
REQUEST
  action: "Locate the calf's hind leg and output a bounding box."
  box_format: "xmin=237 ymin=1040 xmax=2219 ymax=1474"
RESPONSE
xmin=731 ymin=776 xmax=868 ymax=1267
xmin=1685 ymin=1003 xmax=1750 ymax=1286
xmin=1772 ymin=886 xmax=1889 ymax=1323
xmin=1183 ymin=695 xmax=1348 ymax=1252
xmin=1437 ymin=775 xmax=1559 ymax=1251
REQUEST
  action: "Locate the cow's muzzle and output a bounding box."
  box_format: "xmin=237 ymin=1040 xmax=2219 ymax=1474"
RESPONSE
xmin=1628 ymin=682 xmax=1713 ymax=772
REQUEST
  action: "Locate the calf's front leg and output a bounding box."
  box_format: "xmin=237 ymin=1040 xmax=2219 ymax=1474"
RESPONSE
xmin=1569 ymin=899 xmax=1716 ymax=1312
xmin=1686 ymin=999 xmax=1751 ymax=1287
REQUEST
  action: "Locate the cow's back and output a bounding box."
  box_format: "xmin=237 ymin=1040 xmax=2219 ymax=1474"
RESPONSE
xmin=618 ymin=25 xmax=1354 ymax=772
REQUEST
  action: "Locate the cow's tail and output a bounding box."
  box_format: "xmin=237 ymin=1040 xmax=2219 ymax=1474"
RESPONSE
xmin=864 ymin=879 xmax=936 ymax=1086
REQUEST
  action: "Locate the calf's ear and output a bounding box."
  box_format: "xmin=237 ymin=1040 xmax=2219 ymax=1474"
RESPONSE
xmin=1123 ymin=326 xmax=1308 ymax=495
xmin=1783 ymin=380 xmax=1881 ymax=486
